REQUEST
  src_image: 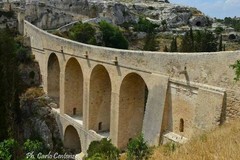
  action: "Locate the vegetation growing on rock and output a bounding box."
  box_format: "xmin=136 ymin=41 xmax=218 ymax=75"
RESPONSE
xmin=86 ymin=138 xmax=120 ymax=160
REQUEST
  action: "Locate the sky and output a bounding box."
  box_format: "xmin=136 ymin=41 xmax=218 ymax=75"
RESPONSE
xmin=170 ymin=0 xmax=240 ymax=19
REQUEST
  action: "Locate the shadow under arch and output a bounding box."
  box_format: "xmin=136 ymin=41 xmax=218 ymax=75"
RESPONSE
xmin=89 ymin=65 xmax=112 ymax=134
xmin=64 ymin=57 xmax=83 ymax=118
xmin=47 ymin=53 xmax=60 ymax=105
xmin=64 ymin=125 xmax=81 ymax=153
xmin=118 ymin=72 xmax=148 ymax=149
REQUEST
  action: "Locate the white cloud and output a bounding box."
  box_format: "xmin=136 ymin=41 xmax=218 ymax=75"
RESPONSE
xmin=225 ymin=0 xmax=240 ymax=4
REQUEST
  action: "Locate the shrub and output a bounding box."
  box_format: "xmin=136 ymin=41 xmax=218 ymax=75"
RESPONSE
xmin=99 ymin=21 xmax=129 ymax=49
xmin=163 ymin=142 xmax=179 ymax=155
xmin=23 ymin=139 xmax=44 ymax=158
xmin=214 ymin=26 xmax=224 ymax=35
xmin=126 ymin=134 xmax=152 ymax=160
xmin=21 ymin=87 xmax=44 ymax=100
xmin=69 ymin=22 xmax=97 ymax=45
xmin=86 ymin=138 xmax=119 ymax=160
xmin=16 ymin=46 xmax=33 ymax=64
xmin=0 ymin=11 xmax=14 ymax=18
xmin=134 ymin=17 xmax=159 ymax=34
xmin=230 ymin=60 xmax=240 ymax=81
xmin=143 ymin=34 xmax=159 ymax=51
xmin=0 ymin=139 xmax=17 ymax=160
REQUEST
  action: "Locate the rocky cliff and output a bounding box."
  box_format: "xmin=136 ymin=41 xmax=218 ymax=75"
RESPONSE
xmin=23 ymin=0 xmax=211 ymax=29
xmin=17 ymin=59 xmax=63 ymax=151
xmin=20 ymin=88 xmax=62 ymax=151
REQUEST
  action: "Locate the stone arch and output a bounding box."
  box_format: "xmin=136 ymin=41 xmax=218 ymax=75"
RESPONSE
xmin=64 ymin=125 xmax=81 ymax=153
xmin=118 ymin=73 xmax=148 ymax=149
xmin=47 ymin=53 xmax=60 ymax=105
xmin=64 ymin=58 xmax=83 ymax=117
xmin=89 ymin=65 xmax=111 ymax=133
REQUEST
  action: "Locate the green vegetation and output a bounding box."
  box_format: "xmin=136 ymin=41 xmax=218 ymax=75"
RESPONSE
xmin=134 ymin=17 xmax=159 ymax=34
xmin=16 ymin=46 xmax=33 ymax=64
xmin=230 ymin=60 xmax=240 ymax=81
xmin=86 ymin=138 xmax=120 ymax=160
xmin=133 ymin=18 xmax=159 ymax=51
xmin=0 ymin=29 xmax=19 ymax=141
xmin=0 ymin=10 xmax=14 ymax=18
xmin=214 ymin=26 xmax=224 ymax=35
xmin=23 ymin=139 xmax=45 ymax=159
xmin=143 ymin=34 xmax=159 ymax=51
xmin=99 ymin=21 xmax=129 ymax=49
xmin=69 ymin=22 xmax=97 ymax=45
xmin=0 ymin=138 xmax=46 ymax=160
xmin=0 ymin=139 xmax=17 ymax=160
xmin=126 ymin=134 xmax=152 ymax=160
xmin=163 ymin=45 xmax=168 ymax=52
xmin=216 ymin=17 xmax=240 ymax=32
xmin=180 ymin=29 xmax=218 ymax=52
xmin=0 ymin=28 xmax=50 ymax=160
xmin=170 ymin=37 xmax=178 ymax=52
xmin=162 ymin=142 xmax=179 ymax=156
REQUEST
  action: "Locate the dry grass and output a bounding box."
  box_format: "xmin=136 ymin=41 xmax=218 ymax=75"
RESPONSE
xmin=21 ymin=87 xmax=44 ymax=100
xmin=225 ymin=41 xmax=240 ymax=51
xmin=151 ymin=119 xmax=240 ymax=160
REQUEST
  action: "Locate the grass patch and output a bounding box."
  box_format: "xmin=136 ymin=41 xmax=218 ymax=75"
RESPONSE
xmin=151 ymin=119 xmax=240 ymax=160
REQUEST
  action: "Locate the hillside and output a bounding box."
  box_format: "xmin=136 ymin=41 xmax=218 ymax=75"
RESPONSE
xmin=151 ymin=119 xmax=240 ymax=160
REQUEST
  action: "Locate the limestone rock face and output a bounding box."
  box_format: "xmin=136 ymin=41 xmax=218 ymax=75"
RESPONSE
xmin=21 ymin=92 xmax=62 ymax=150
xmin=189 ymin=15 xmax=210 ymax=27
xmin=23 ymin=0 xmax=211 ymax=29
xmin=0 ymin=11 xmax=17 ymax=29
xmin=25 ymin=2 xmax=73 ymax=29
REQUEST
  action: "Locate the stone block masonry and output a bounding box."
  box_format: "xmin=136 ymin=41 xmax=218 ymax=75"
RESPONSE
xmin=23 ymin=19 xmax=240 ymax=153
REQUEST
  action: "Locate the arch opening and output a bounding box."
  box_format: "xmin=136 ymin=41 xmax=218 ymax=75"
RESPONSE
xmin=64 ymin=125 xmax=81 ymax=153
xmin=47 ymin=53 xmax=60 ymax=105
xmin=64 ymin=58 xmax=83 ymax=119
xmin=89 ymin=65 xmax=111 ymax=134
xmin=118 ymin=73 xmax=148 ymax=149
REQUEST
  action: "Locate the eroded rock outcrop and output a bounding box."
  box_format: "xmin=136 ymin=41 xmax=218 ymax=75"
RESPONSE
xmin=23 ymin=0 xmax=211 ymax=29
xmin=20 ymin=88 xmax=62 ymax=151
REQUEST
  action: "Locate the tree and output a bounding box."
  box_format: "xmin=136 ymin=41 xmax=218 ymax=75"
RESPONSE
xmin=189 ymin=27 xmax=194 ymax=49
xmin=69 ymin=22 xmax=97 ymax=45
xmin=180 ymin=31 xmax=192 ymax=52
xmin=134 ymin=17 xmax=159 ymax=34
xmin=99 ymin=21 xmax=129 ymax=49
xmin=201 ymin=30 xmax=218 ymax=52
xmin=219 ymin=34 xmax=223 ymax=51
xmin=126 ymin=134 xmax=152 ymax=160
xmin=24 ymin=139 xmax=44 ymax=154
xmin=181 ymin=29 xmax=218 ymax=52
xmin=170 ymin=37 xmax=178 ymax=52
xmin=214 ymin=26 xmax=224 ymax=35
xmin=86 ymin=138 xmax=119 ymax=160
xmin=0 ymin=139 xmax=17 ymax=160
xmin=163 ymin=45 xmax=168 ymax=52
xmin=143 ymin=34 xmax=159 ymax=51
xmin=0 ymin=29 xmax=19 ymax=141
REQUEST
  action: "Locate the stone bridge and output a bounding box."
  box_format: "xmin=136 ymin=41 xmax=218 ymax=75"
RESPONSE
xmin=23 ymin=20 xmax=240 ymax=154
